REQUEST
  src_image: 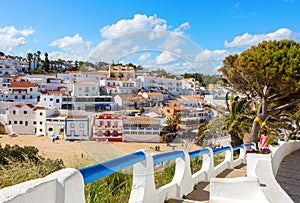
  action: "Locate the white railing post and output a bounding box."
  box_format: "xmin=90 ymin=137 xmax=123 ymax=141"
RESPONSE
xmin=240 ymin=145 xmax=247 ymax=164
xmin=225 ymin=146 xmax=234 ymax=169
xmin=201 ymin=147 xmax=215 ymax=181
xmin=171 ymin=150 xmax=193 ymax=198
xmin=129 ymin=149 xmax=159 ymax=203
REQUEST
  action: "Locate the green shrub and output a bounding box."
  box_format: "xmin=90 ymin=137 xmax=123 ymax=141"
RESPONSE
xmin=0 ymin=144 xmax=64 ymax=189
xmin=267 ymin=137 xmax=278 ymax=146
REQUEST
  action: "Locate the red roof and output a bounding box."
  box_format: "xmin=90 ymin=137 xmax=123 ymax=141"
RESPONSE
xmin=96 ymin=114 xmax=121 ymax=119
xmin=9 ymin=103 xmax=35 ymax=109
xmin=33 ymin=106 xmax=46 ymax=110
xmin=43 ymin=91 xmax=65 ymax=95
xmin=67 ymin=115 xmax=88 ymax=119
xmin=9 ymin=81 xmax=38 ymax=88
xmin=12 ymin=74 xmax=26 ymax=81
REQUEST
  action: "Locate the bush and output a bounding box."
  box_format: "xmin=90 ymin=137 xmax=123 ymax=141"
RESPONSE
xmin=0 ymin=144 xmax=64 ymax=189
xmin=267 ymin=136 xmax=278 ymax=146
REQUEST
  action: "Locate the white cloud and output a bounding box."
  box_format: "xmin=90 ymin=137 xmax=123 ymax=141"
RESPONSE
xmin=49 ymin=34 xmax=91 ymax=55
xmin=100 ymin=14 xmax=167 ymax=39
xmin=156 ymin=51 xmax=178 ymax=65
xmin=0 ymin=26 xmax=35 ymax=37
xmin=224 ymin=28 xmax=293 ymax=48
xmin=174 ymin=22 xmax=190 ymax=33
xmin=195 ymin=49 xmax=229 ymax=63
xmin=139 ymin=52 xmax=151 ymax=61
xmin=0 ymin=26 xmax=35 ymax=53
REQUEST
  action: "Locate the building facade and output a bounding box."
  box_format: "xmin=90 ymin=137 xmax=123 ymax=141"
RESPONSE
xmin=93 ymin=113 xmax=123 ymax=142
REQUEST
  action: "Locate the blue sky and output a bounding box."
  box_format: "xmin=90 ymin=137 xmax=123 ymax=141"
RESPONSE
xmin=1 ymin=0 xmax=300 ymax=74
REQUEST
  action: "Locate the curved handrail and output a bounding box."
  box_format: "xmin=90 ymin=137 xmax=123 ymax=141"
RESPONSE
xmin=79 ymin=151 xmax=145 ymax=184
xmin=188 ymin=148 xmax=210 ymax=159
xmin=153 ymin=150 xmax=185 ymax=165
xmin=244 ymin=143 xmax=254 ymax=148
xmin=213 ymin=146 xmax=231 ymax=155
xmin=79 ymin=144 xmax=250 ymax=185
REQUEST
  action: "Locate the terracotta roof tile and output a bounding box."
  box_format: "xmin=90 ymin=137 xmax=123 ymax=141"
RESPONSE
xmin=67 ymin=115 xmax=88 ymax=119
xmin=9 ymin=81 xmax=38 ymax=88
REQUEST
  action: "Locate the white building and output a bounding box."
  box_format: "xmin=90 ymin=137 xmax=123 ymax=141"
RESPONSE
xmin=38 ymin=91 xmax=65 ymax=109
xmin=64 ymin=115 xmax=90 ymax=141
xmin=5 ymin=103 xmax=55 ymax=135
xmin=139 ymin=91 xmax=164 ymax=107
xmin=136 ymin=76 xmax=182 ymax=95
xmin=73 ymin=81 xmax=100 ymax=97
xmin=46 ymin=114 xmax=66 ymax=137
xmin=7 ymin=81 xmax=39 ymax=104
xmin=57 ymin=71 xmax=107 ymax=84
xmin=122 ymin=116 xmax=161 ymax=143
xmin=0 ymin=57 xmax=21 ymax=76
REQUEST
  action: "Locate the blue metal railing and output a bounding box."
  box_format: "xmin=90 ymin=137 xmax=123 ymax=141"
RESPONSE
xmin=153 ymin=151 xmax=185 ymax=165
xmin=244 ymin=143 xmax=254 ymax=148
xmin=79 ymin=151 xmax=145 ymax=184
xmin=79 ymin=143 xmax=253 ymax=185
xmin=188 ymin=148 xmax=210 ymax=159
xmin=213 ymin=146 xmax=231 ymax=155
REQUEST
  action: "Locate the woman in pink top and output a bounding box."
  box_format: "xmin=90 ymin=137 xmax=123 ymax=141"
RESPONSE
xmin=260 ymin=130 xmax=269 ymax=148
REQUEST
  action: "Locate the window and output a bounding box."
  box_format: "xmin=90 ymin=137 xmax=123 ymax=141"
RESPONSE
xmin=44 ymin=98 xmax=46 ymax=101
xmin=14 ymin=121 xmax=17 ymax=124
xmin=79 ymin=123 xmax=84 ymax=128
xmin=9 ymin=121 xmax=11 ymax=125
xmin=19 ymin=121 xmax=23 ymax=124
xmin=70 ymin=130 xmax=75 ymax=136
xmin=40 ymin=121 xmax=42 ymax=125
xmin=30 ymin=88 xmax=32 ymax=92
xmin=13 ymin=110 xmax=16 ymax=115
xmin=50 ymin=98 xmax=53 ymax=101
xmin=40 ymin=129 xmax=42 ymax=132
xmin=24 ymin=111 xmax=27 ymax=114
xmin=80 ymin=130 xmax=85 ymax=136
xmin=33 ymin=121 xmax=37 ymax=125
xmin=30 ymin=96 xmax=32 ymax=99
xmin=40 ymin=112 xmax=43 ymax=116
xmin=25 ymin=121 xmax=28 ymax=126
xmin=49 ymin=128 xmax=53 ymax=131
xmin=70 ymin=123 xmax=75 ymax=128
xmin=56 ymin=99 xmax=60 ymax=103
xmin=15 ymin=95 xmax=18 ymax=99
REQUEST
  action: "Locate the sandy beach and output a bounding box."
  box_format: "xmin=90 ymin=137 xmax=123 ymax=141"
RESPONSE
xmin=0 ymin=134 xmax=202 ymax=168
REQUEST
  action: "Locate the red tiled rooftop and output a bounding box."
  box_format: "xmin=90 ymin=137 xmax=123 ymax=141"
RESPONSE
xmin=9 ymin=81 xmax=38 ymax=88
xmin=67 ymin=115 xmax=88 ymax=119
xmin=12 ymin=74 xmax=26 ymax=81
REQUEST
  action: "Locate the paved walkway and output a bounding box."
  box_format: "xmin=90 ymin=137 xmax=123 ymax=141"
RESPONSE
xmin=168 ymin=164 xmax=247 ymax=203
xmin=276 ymin=149 xmax=300 ymax=203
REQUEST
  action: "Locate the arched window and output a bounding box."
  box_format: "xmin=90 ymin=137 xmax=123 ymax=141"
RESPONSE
xmin=112 ymin=130 xmax=118 ymax=137
xmin=105 ymin=130 xmax=110 ymax=136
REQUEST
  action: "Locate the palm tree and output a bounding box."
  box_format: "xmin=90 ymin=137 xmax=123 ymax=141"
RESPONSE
xmin=44 ymin=52 xmax=50 ymax=72
xmin=165 ymin=113 xmax=181 ymax=133
xmin=195 ymin=120 xmax=210 ymax=145
xmin=27 ymin=53 xmax=33 ymax=73
xmin=223 ymin=94 xmax=254 ymax=146
xmin=36 ymin=51 xmax=41 ymax=68
xmin=164 ymin=113 xmax=181 ymax=142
